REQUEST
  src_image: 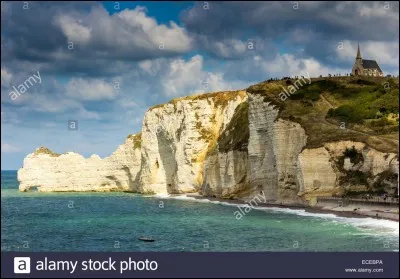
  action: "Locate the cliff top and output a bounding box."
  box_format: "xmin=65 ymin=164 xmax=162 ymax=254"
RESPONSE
xmin=248 ymin=76 xmax=399 ymax=153
xmin=34 ymin=147 xmax=61 ymax=157
xmin=149 ymin=90 xmax=247 ymax=111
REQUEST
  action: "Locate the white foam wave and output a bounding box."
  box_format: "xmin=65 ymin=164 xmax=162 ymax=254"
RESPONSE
xmin=150 ymin=193 xmax=238 ymax=207
xmin=150 ymin=194 xmax=399 ymax=236
xmin=253 ymin=205 xmax=399 ymax=236
xmin=167 ymin=194 xmax=236 ymax=207
xmin=152 ymin=193 xmax=170 ymax=199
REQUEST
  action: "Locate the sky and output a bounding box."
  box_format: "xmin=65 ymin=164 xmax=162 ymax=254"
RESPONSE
xmin=1 ymin=1 xmax=399 ymax=170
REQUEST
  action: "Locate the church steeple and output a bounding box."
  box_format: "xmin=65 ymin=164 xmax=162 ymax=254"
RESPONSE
xmin=356 ymin=43 xmax=361 ymax=59
xmin=352 ymin=42 xmax=383 ymax=77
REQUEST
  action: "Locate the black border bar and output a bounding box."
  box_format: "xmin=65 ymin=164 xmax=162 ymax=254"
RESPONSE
xmin=2 ymin=252 xmax=399 ymax=278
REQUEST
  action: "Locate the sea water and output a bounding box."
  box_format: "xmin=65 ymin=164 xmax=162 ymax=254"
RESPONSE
xmin=1 ymin=171 xmax=399 ymax=252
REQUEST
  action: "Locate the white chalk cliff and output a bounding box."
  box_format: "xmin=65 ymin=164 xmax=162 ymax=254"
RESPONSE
xmin=18 ymin=90 xmax=399 ymax=205
xmin=18 ymin=135 xmax=142 ymax=192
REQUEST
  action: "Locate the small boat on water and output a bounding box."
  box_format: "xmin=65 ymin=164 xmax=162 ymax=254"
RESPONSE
xmin=138 ymin=237 xmax=155 ymax=242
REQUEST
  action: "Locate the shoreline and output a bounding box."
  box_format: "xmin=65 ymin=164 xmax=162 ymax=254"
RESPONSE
xmin=9 ymin=186 xmax=400 ymax=222
xmin=184 ymin=193 xmax=399 ymax=222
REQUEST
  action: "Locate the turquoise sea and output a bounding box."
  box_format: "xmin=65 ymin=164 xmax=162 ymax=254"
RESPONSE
xmin=1 ymin=170 xmax=399 ymax=252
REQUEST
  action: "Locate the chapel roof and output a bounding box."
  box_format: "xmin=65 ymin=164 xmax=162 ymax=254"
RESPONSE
xmin=362 ymin=59 xmax=383 ymax=72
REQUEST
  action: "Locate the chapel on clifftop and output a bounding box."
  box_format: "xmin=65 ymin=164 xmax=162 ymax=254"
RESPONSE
xmin=352 ymin=44 xmax=384 ymax=77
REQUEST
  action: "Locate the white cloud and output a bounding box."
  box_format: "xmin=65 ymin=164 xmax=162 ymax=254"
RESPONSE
xmin=336 ymin=40 xmax=399 ymax=68
xmin=57 ymin=15 xmax=92 ymax=44
xmin=118 ymin=99 xmax=139 ymax=109
xmin=78 ymin=108 xmax=101 ymax=120
xmin=357 ymin=1 xmax=398 ymax=20
xmin=139 ymin=59 xmax=162 ymax=76
xmin=117 ymin=7 xmax=192 ymax=53
xmin=55 ymin=5 xmax=192 ymax=59
xmin=12 ymin=91 xmax=102 ymax=120
xmin=201 ymin=37 xmax=248 ymax=58
xmin=66 ymin=78 xmax=117 ymax=101
xmin=160 ymin=55 xmax=247 ymax=97
xmin=254 ymin=53 xmax=348 ymax=77
xmin=0 ymin=108 xmax=21 ymax=125
xmin=28 ymin=95 xmax=81 ymax=113
xmin=1 ymin=142 xmax=20 ymax=153
xmin=162 ymin=55 xmax=204 ymax=97
xmin=1 ymin=67 xmax=12 ymax=86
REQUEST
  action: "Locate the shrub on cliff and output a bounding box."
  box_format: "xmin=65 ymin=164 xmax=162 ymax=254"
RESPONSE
xmin=343 ymin=146 xmax=364 ymax=164
xmin=34 ymin=147 xmax=60 ymax=157
xmin=326 ymin=79 xmax=399 ymax=125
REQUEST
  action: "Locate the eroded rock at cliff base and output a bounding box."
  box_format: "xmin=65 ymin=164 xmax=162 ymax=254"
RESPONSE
xmin=299 ymin=141 xmax=399 ymax=202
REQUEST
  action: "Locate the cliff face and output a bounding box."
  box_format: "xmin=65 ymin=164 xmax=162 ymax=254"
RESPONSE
xmin=18 ymin=89 xmax=399 ymax=204
xmin=298 ymin=141 xmax=399 ymax=202
xmin=18 ymin=91 xmax=248 ymax=194
xmin=202 ymin=93 xmax=308 ymax=204
xmin=18 ymin=135 xmax=142 ymax=192
xmin=137 ymin=91 xmax=247 ymax=194
xmin=247 ymin=94 xmax=307 ymax=203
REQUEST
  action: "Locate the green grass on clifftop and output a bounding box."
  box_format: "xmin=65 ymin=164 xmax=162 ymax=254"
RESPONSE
xmin=148 ymin=90 xmax=246 ymax=111
xmin=127 ymin=132 xmax=142 ymax=149
xmin=247 ymin=76 xmax=399 ymax=153
xmin=34 ymin=147 xmax=60 ymax=157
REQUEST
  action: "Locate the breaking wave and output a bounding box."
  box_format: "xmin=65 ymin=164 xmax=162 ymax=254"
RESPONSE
xmin=152 ymin=194 xmax=399 ymax=237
